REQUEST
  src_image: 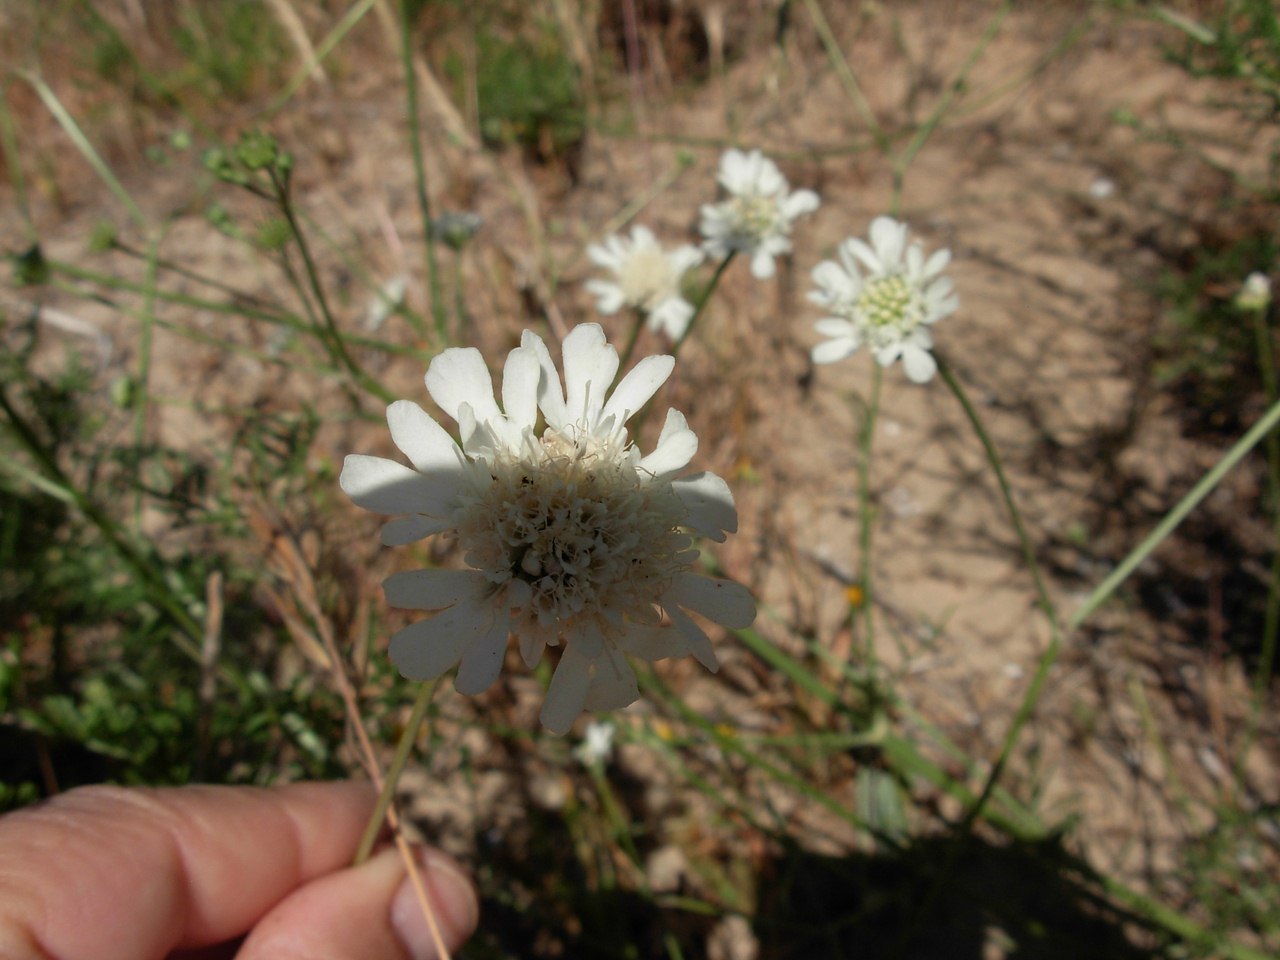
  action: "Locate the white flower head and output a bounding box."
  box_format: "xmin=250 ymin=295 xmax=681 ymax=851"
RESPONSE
xmin=573 ymin=719 xmax=616 ymax=766
xmin=700 ymin=148 xmax=820 ymax=280
xmin=809 ymin=216 xmax=959 ymax=384
xmin=585 ymin=225 xmax=705 ymax=340
xmin=1236 ymin=271 xmax=1272 ymax=313
xmin=340 ymin=323 xmax=755 ymax=734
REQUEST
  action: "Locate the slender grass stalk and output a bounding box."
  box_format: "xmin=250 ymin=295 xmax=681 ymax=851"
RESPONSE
xmin=855 ymin=364 xmax=883 ymax=673
xmin=131 ymin=236 xmax=161 ymax=527
xmin=269 ymin=0 xmax=379 ymax=111
xmin=354 ymin=679 xmax=440 ymax=865
xmin=801 ymin=0 xmax=889 ymax=152
xmin=0 ymin=82 xmax=36 ymax=244
xmin=397 ymin=0 xmax=449 ymax=344
xmin=936 ymin=357 xmax=1061 ymax=828
xmin=19 ymin=70 xmax=147 ymax=229
xmin=671 ymin=253 xmax=735 ymax=358
xmin=1068 ymin=394 xmax=1280 ymax=631
xmin=889 ymin=2 xmax=1010 ymax=209
xmin=617 ymin=308 xmax=647 ymax=371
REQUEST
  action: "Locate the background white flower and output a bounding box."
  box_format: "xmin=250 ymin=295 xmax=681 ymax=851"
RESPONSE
xmin=340 ymin=323 xmax=755 ymax=733
xmin=700 ymin=148 xmax=820 ymax=280
xmin=809 ymin=216 xmax=959 ymax=383
xmin=573 ymin=720 xmax=616 ymax=766
xmin=585 ymin=225 xmax=704 ymax=339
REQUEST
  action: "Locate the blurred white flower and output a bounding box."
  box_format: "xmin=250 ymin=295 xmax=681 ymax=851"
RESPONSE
xmin=1235 ymin=271 xmax=1272 ymax=312
xmin=573 ymin=719 xmax=616 ymax=765
xmin=809 ymin=216 xmax=959 ymax=384
xmin=700 ymin=148 xmax=820 ymax=280
xmin=340 ymin=323 xmax=755 ymax=734
xmin=585 ymin=225 xmax=704 ymax=339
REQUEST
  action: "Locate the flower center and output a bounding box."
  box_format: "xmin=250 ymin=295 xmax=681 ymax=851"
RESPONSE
xmin=619 ymin=246 xmax=675 ymax=311
xmin=730 ymin=193 xmax=779 ymax=239
xmin=455 ymin=426 xmax=691 ymax=644
xmin=855 ymin=274 xmax=926 ymax=335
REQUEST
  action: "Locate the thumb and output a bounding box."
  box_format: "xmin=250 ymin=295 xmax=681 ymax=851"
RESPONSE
xmin=238 ymin=844 xmax=478 ymax=960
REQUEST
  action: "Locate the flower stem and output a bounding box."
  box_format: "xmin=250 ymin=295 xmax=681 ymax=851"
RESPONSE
xmin=671 ymin=253 xmax=735 ymax=359
xmin=855 ymin=364 xmax=883 ymax=673
xmin=354 ymin=679 xmax=439 ymax=865
xmin=936 ymin=357 xmax=1062 ymax=828
xmin=617 ymin=307 xmax=647 ymax=371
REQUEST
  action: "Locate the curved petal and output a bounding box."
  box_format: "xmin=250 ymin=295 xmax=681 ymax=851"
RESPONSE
xmin=340 ymin=454 xmax=457 ymax=517
xmin=383 ymin=568 xmax=489 ymax=611
xmin=387 ymin=401 xmax=464 ymax=478
xmin=454 ymin=612 xmax=512 ymax=694
xmin=638 ymin=408 xmax=698 ymax=478
xmin=388 ymin=597 xmax=494 ymax=680
xmin=561 ymin=323 xmax=619 ymax=425
xmin=784 ymin=189 xmax=820 ymax=218
xmin=666 ymin=574 xmax=756 ymax=629
xmin=672 ymin=471 xmax=738 ymax=542
xmin=541 ymin=643 xmax=592 ymax=734
xmin=520 ymin=329 xmax=568 ymax=428
xmin=585 ymin=280 xmax=625 ymax=315
xmin=426 ymin=347 xmax=500 ymax=426
xmin=901 ymin=344 xmax=938 ymax=383
xmin=668 ymin=606 xmax=719 ymax=671
xmin=815 ymin=318 xmax=857 ymax=339
xmin=615 ymin=623 xmax=692 ymax=661
xmin=750 ymin=248 xmax=777 ymax=279
xmin=601 ymin=353 xmax=674 ymax=426
xmin=501 ymin=346 xmax=541 ymax=432
xmin=583 ymin=648 xmax=639 ymax=711
xmin=812 ymin=337 xmax=859 ymax=365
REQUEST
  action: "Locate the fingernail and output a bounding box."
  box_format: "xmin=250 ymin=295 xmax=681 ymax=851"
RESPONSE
xmin=391 ymin=847 xmax=479 ymax=960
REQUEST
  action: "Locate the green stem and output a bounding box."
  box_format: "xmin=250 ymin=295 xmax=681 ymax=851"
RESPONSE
xmin=617 ymin=307 xmax=647 ymax=371
xmin=936 ymin=358 xmax=1061 ymax=827
xmin=1068 ymin=393 xmax=1280 ymax=632
xmin=131 ymin=235 xmax=160 ymax=526
xmin=671 ymin=253 xmax=735 ymax=359
xmin=354 ymin=679 xmax=439 ymax=865
xmin=855 ymin=365 xmax=883 ymax=673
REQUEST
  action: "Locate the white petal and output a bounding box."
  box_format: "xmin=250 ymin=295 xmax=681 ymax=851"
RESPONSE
xmin=846 ymin=237 xmax=882 ymax=274
xmin=869 ymin=216 xmax=907 ymax=266
xmin=340 ymin=454 xmax=456 ymax=517
xmin=783 ymin=189 xmax=820 ymax=219
xmin=383 ymin=568 xmax=488 ymax=610
xmin=638 ymin=408 xmax=698 ymax=478
xmin=601 ymin=354 xmax=674 ymax=426
xmin=583 ymin=649 xmax=639 ymax=711
xmin=501 ymin=346 xmax=541 ymax=431
xmin=454 ymin=612 xmax=512 ymax=694
xmin=672 ymin=471 xmax=738 ymax=542
xmin=668 ymin=606 xmax=720 ymax=672
xmin=902 ymin=344 xmax=938 ymax=383
xmin=541 ymin=644 xmax=592 ymax=734
xmin=815 ymin=318 xmax=857 ymax=339
xmin=875 ymin=343 xmax=903 ymax=367
xmin=667 ymin=574 xmax=756 ymax=629
xmin=426 ymin=347 xmax=500 ymax=426
xmin=520 ymin=329 xmax=569 ymax=428
xmin=381 ymin=515 xmax=452 ymax=546
xmin=561 ymin=323 xmax=619 ymax=424
xmin=585 ymin=280 xmax=625 ymax=315
xmin=646 ymin=298 xmax=692 ymax=339
xmin=388 ymin=598 xmax=493 ymax=680
xmin=812 ymin=338 xmax=859 ymax=365
xmin=750 ymin=249 xmax=777 ymax=279
xmin=923 ymin=247 xmax=951 ymax=278
xmin=386 ymin=401 xmax=464 ymax=478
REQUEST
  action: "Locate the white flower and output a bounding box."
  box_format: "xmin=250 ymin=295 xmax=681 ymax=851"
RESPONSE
xmin=585 ymin=225 xmax=704 ymax=340
xmin=1235 ymin=271 xmax=1272 ymax=312
xmin=699 ymin=148 xmax=820 ymax=280
xmin=809 ymin=216 xmax=959 ymax=384
xmin=573 ymin=720 xmax=616 ymax=766
xmin=340 ymin=323 xmax=755 ymax=734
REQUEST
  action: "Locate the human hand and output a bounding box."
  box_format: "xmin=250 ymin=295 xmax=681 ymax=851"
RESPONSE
xmin=0 ymin=781 xmax=477 ymax=959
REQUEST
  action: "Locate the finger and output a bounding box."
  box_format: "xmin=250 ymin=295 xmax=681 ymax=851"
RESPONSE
xmin=239 ymin=844 xmax=478 ymax=960
xmin=0 ymin=781 xmax=374 ymax=960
